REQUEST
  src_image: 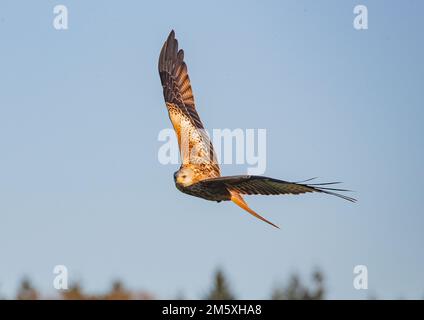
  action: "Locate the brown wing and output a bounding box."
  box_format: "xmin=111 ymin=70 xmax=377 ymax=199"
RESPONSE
xmin=198 ymin=176 xmax=356 ymax=202
xmin=158 ymin=30 xmax=220 ymax=177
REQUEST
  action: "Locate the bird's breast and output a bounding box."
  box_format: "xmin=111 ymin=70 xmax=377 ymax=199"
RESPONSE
xmin=175 ymin=181 xmax=231 ymax=202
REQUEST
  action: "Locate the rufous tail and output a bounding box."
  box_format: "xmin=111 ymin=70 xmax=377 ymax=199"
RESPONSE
xmin=230 ymin=191 xmax=280 ymax=229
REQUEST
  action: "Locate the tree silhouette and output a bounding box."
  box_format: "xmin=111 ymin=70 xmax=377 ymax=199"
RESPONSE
xmin=103 ymin=280 xmax=132 ymax=300
xmin=271 ymin=269 xmax=325 ymax=300
xmin=61 ymin=283 xmax=86 ymax=300
xmin=58 ymin=280 xmax=154 ymax=300
xmin=205 ymin=269 xmax=235 ymax=300
xmin=16 ymin=278 xmax=39 ymax=300
xmin=6 ymin=267 xmax=335 ymax=300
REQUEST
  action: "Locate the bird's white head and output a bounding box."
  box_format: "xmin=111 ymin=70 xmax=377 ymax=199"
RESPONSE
xmin=174 ymin=166 xmax=195 ymax=187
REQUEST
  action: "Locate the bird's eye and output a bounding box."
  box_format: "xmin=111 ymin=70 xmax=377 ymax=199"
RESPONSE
xmin=182 ymin=175 xmax=187 ymax=179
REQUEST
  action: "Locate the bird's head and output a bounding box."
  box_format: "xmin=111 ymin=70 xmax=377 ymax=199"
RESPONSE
xmin=174 ymin=166 xmax=195 ymax=187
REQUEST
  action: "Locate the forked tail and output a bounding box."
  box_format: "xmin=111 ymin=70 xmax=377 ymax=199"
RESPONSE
xmin=230 ymin=191 xmax=280 ymax=229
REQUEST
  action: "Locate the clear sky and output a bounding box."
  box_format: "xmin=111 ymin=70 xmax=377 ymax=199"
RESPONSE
xmin=0 ymin=0 xmax=423 ymax=299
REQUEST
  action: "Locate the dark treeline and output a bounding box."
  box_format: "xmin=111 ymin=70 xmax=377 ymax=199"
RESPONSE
xmin=5 ymin=268 xmax=326 ymax=300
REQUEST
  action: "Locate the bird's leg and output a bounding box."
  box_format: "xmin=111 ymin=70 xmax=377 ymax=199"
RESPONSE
xmin=229 ymin=190 xmax=280 ymax=229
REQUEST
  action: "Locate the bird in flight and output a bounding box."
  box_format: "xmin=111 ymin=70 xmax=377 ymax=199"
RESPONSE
xmin=158 ymin=30 xmax=355 ymax=229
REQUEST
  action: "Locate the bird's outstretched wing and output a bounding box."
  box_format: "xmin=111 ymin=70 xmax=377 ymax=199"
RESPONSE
xmin=158 ymin=30 xmax=220 ymax=178
xmin=198 ymin=175 xmax=357 ymax=202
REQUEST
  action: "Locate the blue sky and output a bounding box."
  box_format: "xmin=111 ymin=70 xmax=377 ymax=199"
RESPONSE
xmin=0 ymin=0 xmax=423 ymax=299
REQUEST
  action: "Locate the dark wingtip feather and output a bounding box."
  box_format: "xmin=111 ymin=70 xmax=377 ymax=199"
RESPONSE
xmin=311 ymin=185 xmax=357 ymax=203
xmin=298 ymin=179 xmax=357 ymax=203
xmin=295 ymin=177 xmax=319 ymax=183
xmin=319 ymin=189 xmax=357 ymax=203
xmin=308 ymin=181 xmax=342 ymax=186
xmin=168 ymin=29 xmax=175 ymax=40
